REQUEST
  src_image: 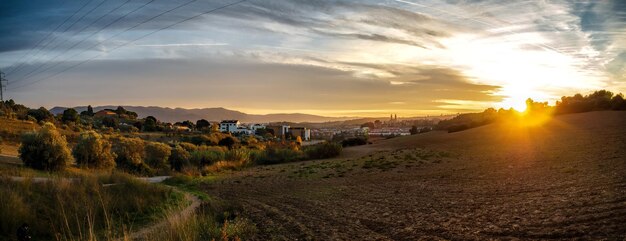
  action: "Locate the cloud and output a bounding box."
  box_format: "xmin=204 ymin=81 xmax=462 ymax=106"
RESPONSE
xmin=8 ymin=56 xmax=500 ymax=115
xmin=0 ymin=0 xmax=624 ymax=115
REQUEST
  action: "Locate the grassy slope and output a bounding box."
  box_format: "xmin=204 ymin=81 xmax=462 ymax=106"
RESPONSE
xmin=201 ymin=111 xmax=626 ymax=240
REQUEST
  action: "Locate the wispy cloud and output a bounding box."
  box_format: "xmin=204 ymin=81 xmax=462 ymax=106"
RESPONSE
xmin=134 ymin=43 xmax=228 ymax=47
xmin=0 ymin=0 xmax=624 ymax=115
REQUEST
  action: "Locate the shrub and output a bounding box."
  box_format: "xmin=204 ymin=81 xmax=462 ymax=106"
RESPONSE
xmin=169 ymin=145 xmax=191 ymax=171
xmin=112 ymin=136 xmax=145 ymax=169
xmin=145 ymin=142 xmax=172 ymax=168
xmin=305 ymin=142 xmax=342 ymax=159
xmin=26 ymin=107 xmax=54 ymax=122
xmin=190 ymin=147 xmax=225 ymax=166
xmin=185 ymin=134 xmax=220 ymax=146
xmin=255 ymin=146 xmax=304 ymax=165
xmin=179 ymin=142 xmax=198 ymax=152
xmin=18 ymin=123 xmax=71 ymax=171
xmin=225 ymin=149 xmax=251 ymax=163
xmin=73 ymin=131 xmax=116 ymax=169
xmin=341 ymin=137 xmax=367 ymax=147
xmin=62 ymin=108 xmax=79 ymax=124
xmin=218 ymin=136 xmax=238 ymax=149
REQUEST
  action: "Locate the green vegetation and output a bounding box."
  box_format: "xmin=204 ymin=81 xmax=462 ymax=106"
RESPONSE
xmin=112 ymin=136 xmax=147 ymax=173
xmin=62 ymin=108 xmax=80 ymax=124
xmin=19 ymin=123 xmax=72 ymax=171
xmin=145 ymin=141 xmax=172 ymax=169
xmin=169 ymin=145 xmax=192 ymax=172
xmin=73 ymin=131 xmax=116 ymax=170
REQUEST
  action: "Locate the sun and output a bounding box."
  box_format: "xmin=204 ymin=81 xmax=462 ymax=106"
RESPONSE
xmin=499 ymin=97 xmax=528 ymax=112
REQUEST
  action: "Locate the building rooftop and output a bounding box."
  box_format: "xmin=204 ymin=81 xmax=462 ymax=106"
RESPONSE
xmin=220 ymin=120 xmax=239 ymax=123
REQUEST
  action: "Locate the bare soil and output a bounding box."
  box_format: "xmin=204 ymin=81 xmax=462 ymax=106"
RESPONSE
xmin=203 ymin=111 xmax=626 ymax=240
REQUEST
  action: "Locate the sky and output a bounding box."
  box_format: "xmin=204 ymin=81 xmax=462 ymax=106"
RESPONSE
xmin=0 ymin=0 xmax=624 ymax=117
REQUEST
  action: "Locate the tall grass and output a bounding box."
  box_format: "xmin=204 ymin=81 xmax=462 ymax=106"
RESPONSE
xmin=141 ymin=199 xmax=256 ymax=241
xmin=0 ymin=172 xmax=184 ymax=241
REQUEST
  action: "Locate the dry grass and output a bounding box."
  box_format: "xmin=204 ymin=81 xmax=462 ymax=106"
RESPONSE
xmin=0 ymin=172 xmax=185 ymax=241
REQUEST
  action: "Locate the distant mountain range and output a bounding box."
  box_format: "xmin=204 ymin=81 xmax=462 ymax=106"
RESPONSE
xmin=49 ymin=106 xmax=356 ymax=123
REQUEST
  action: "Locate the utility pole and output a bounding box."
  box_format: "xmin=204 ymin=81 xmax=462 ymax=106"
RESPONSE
xmin=0 ymin=70 xmax=7 ymax=102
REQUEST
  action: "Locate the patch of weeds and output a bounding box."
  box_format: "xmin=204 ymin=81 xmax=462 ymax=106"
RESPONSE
xmin=362 ymin=158 xmax=398 ymax=171
xmin=163 ymin=175 xmax=217 ymax=200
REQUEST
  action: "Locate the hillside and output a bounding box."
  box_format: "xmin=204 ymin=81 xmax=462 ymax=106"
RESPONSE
xmin=203 ymin=111 xmax=626 ymax=240
xmin=49 ymin=106 xmax=355 ymax=123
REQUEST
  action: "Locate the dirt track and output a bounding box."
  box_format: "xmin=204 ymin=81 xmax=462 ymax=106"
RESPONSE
xmin=203 ymin=111 xmax=626 ymax=240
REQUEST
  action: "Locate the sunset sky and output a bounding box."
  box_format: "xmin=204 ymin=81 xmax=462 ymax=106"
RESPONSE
xmin=0 ymin=0 xmax=624 ymax=117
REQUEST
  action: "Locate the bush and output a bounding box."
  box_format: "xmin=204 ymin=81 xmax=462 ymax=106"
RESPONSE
xmin=169 ymin=145 xmax=191 ymax=171
xmin=19 ymin=123 xmax=71 ymax=171
xmin=26 ymin=107 xmax=54 ymax=122
xmin=62 ymin=108 xmax=79 ymax=124
xmin=254 ymin=146 xmax=304 ymax=165
xmin=190 ymin=147 xmax=225 ymax=166
xmin=305 ymin=142 xmax=342 ymax=159
xmin=112 ymin=136 xmax=145 ymax=169
xmin=341 ymin=137 xmax=367 ymax=147
xmin=73 ymin=131 xmax=116 ymax=169
xmin=225 ymin=149 xmax=251 ymax=163
xmin=218 ymin=136 xmax=238 ymax=149
xmin=145 ymin=142 xmax=172 ymax=168
xmin=179 ymin=142 xmax=198 ymax=152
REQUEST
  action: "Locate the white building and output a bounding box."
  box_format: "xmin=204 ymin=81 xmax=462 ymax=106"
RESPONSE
xmin=219 ymin=120 xmax=240 ymax=132
xmin=250 ymin=124 xmax=266 ymax=132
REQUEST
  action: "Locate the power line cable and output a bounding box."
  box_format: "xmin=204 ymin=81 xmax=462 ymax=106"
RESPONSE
xmin=10 ymin=0 xmax=195 ymax=85
xmin=9 ymin=0 xmax=249 ymax=91
xmin=14 ymin=0 xmax=133 ymax=82
xmin=6 ymin=0 xmax=90 ymax=76
xmin=11 ymin=0 xmax=110 ymax=81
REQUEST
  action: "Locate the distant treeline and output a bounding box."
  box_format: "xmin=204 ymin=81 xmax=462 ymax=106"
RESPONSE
xmin=436 ymin=90 xmax=626 ymax=132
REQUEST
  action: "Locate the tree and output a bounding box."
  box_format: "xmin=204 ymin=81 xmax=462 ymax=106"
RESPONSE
xmin=81 ymin=105 xmax=95 ymax=117
xmin=144 ymin=116 xmax=158 ymax=132
xmin=19 ymin=123 xmax=71 ymax=171
xmin=27 ymin=107 xmax=54 ymax=122
xmin=73 ymin=131 xmax=115 ymax=169
xmin=101 ymin=116 xmax=119 ymax=128
xmin=218 ymin=136 xmax=237 ymax=149
xmin=112 ymin=137 xmax=145 ymax=168
xmin=611 ymin=94 xmax=626 ymax=110
xmin=410 ymin=125 xmax=419 ymax=135
xmin=62 ymin=108 xmax=80 ymax=124
xmin=196 ymin=119 xmax=210 ymax=130
xmin=145 ymin=142 xmax=171 ymax=168
xmin=169 ymin=145 xmax=191 ymax=171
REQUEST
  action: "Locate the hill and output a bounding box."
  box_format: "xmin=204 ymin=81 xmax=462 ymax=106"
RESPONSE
xmin=203 ymin=111 xmax=626 ymax=240
xmin=49 ymin=106 xmax=356 ymax=123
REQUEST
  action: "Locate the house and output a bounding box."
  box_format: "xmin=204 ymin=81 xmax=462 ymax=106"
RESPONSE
xmin=289 ymin=127 xmax=311 ymax=141
xmin=233 ymin=127 xmax=254 ymax=135
xmin=94 ymin=110 xmax=116 ymax=117
xmin=219 ymin=120 xmax=240 ymax=133
xmin=172 ymin=125 xmax=191 ymax=132
xmin=265 ymin=125 xmax=290 ymax=137
xmin=250 ymin=124 xmax=266 ymax=132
